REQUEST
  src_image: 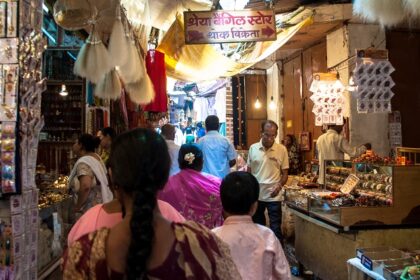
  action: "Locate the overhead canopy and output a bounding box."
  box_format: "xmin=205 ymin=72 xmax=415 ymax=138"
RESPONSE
xmin=157 ymin=8 xmax=313 ymax=81
xmin=86 ymin=0 xmax=213 ymax=33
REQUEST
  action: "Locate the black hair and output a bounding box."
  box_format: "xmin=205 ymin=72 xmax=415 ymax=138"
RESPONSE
xmin=286 ymin=134 xmax=296 ymax=145
xmin=220 ymin=171 xmax=259 ymax=215
xmin=108 ymin=128 xmax=171 ymax=279
xmin=178 ymin=144 xmax=203 ymax=171
xmin=101 ymin=127 xmax=116 ymax=139
xmin=205 ymin=115 xmax=220 ymax=131
xmin=185 ymin=127 xmax=192 ymax=134
xmin=160 ymin=124 xmax=175 ymax=139
xmin=78 ymin=134 xmax=100 ymax=152
xmin=196 ymin=122 xmax=202 ymax=128
xmin=261 ymin=120 xmax=278 ymax=132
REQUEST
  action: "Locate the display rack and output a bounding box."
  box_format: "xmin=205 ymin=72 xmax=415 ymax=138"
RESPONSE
xmin=312 ymin=161 xmax=420 ymax=227
xmin=0 ymin=0 xmax=49 ymax=278
xmin=38 ymin=80 xmax=85 ymax=175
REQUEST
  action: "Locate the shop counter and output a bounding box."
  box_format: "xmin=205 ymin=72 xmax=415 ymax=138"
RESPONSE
xmin=291 ymin=208 xmax=420 ymax=280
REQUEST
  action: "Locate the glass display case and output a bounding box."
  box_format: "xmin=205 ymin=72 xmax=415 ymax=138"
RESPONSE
xmin=284 ymin=187 xmax=312 ymax=211
xmin=308 ymin=160 xmax=420 ymax=228
xmin=37 ymin=175 xmax=72 ymax=277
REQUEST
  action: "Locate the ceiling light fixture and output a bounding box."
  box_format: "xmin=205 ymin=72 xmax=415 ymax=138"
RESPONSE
xmin=254 ymin=96 xmax=261 ymax=109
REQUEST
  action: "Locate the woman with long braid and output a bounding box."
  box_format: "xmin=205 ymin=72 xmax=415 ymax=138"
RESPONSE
xmin=62 ymin=128 xmax=241 ymax=279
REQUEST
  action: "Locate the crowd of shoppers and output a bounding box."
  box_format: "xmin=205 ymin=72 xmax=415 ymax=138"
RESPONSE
xmin=63 ymin=117 xmax=293 ymax=279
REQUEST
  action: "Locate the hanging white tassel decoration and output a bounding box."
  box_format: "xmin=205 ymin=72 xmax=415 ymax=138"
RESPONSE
xmin=353 ymin=0 xmax=377 ymax=22
xmin=353 ymin=0 xmax=405 ymax=27
xmin=117 ymin=40 xmax=144 ymax=83
xmin=73 ymin=40 xmax=90 ymax=77
xmin=125 ymin=73 xmax=155 ymax=105
xmin=95 ymin=69 xmax=122 ymax=100
xmin=403 ymin=0 xmax=420 ymax=18
xmin=74 ymin=27 xmax=112 ymax=83
xmin=108 ymin=5 xmax=129 ymax=67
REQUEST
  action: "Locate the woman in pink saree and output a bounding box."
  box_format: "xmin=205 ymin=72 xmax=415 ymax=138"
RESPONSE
xmin=159 ymin=144 xmax=223 ymax=229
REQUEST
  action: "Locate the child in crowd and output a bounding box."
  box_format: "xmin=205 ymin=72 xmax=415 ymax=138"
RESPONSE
xmin=213 ymin=171 xmax=291 ymax=280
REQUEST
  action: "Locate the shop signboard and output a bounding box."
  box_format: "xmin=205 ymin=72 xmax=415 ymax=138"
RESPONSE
xmin=184 ymin=10 xmax=277 ymax=44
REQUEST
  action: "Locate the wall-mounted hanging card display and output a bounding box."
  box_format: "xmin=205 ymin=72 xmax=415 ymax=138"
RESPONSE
xmin=20 ymin=1 xmax=31 ymax=29
xmin=352 ymin=49 xmax=395 ymax=114
xmin=0 ymin=64 xmax=18 ymax=122
xmin=10 ymin=195 xmax=22 ymax=214
xmin=1 ymin=121 xmax=17 ymax=194
xmin=13 ymin=233 xmax=23 ymax=257
xmin=11 ymin=213 xmax=24 ymax=236
xmin=309 ymin=73 xmax=345 ymax=126
xmin=6 ymin=1 xmax=17 ymax=38
xmin=30 ymin=3 xmax=43 ymax=32
xmin=0 ymin=2 xmax=6 ymax=37
xmin=0 ymin=38 xmax=18 ymax=63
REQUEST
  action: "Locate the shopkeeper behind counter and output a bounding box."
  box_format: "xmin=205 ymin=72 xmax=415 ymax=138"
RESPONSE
xmin=317 ymin=124 xmax=370 ymax=185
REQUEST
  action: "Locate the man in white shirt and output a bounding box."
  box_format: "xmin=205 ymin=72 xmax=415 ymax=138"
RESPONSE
xmin=247 ymin=120 xmax=289 ymax=240
xmin=161 ymin=124 xmax=181 ymax=176
xmin=213 ymin=171 xmax=291 ymax=280
xmin=317 ymin=124 xmax=370 ymax=184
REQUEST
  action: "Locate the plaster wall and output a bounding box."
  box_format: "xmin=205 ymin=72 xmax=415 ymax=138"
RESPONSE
xmin=326 ymin=24 xmax=390 ymax=156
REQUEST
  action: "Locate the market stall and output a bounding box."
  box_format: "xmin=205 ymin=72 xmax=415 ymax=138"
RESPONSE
xmin=284 ymin=157 xmax=420 ymax=280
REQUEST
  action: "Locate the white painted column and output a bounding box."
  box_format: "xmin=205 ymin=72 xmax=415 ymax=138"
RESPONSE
xmin=266 ymin=62 xmax=284 ymax=142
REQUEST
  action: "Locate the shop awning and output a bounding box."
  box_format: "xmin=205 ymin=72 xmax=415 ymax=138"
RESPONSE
xmin=157 ymin=8 xmax=313 ymax=81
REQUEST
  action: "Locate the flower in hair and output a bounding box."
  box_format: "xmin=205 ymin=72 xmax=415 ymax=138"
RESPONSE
xmin=184 ymin=153 xmax=195 ymax=165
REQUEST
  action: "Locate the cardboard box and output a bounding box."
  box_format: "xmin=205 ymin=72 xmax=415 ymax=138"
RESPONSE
xmin=361 ymin=250 xmax=408 ymax=272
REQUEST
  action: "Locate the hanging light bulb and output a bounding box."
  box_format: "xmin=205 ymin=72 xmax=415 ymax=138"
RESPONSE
xmin=269 ymin=96 xmax=276 ymax=110
xmin=254 ymin=96 xmax=261 ymax=109
xmin=59 ymin=84 xmax=68 ymax=96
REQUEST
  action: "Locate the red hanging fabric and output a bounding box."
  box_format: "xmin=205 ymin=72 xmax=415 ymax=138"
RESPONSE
xmin=143 ymin=50 xmax=168 ymax=112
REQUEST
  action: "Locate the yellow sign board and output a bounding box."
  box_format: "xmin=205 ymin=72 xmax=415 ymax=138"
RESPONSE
xmin=184 ymin=10 xmax=277 ymax=44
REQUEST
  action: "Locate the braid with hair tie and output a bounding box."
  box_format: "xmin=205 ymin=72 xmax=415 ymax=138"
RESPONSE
xmin=108 ymin=129 xmax=170 ymax=279
xmin=126 ymin=185 xmax=156 ymax=280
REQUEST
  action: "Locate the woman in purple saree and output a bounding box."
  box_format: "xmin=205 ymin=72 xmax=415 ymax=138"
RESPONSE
xmin=159 ymin=144 xmax=223 ymax=229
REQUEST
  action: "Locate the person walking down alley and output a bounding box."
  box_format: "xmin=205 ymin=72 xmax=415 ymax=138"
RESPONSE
xmin=63 ymin=129 xmax=240 ymax=279
xmin=158 ymin=144 xmax=223 ymax=229
xmin=213 ymin=171 xmax=291 ymax=280
xmin=98 ymin=127 xmax=116 ymax=165
xmin=247 ymin=120 xmax=289 ymax=241
xmin=198 ymin=115 xmax=237 ymax=179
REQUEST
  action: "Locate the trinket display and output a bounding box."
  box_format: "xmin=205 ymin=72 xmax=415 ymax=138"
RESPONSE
xmin=6 ymin=1 xmax=17 ymax=38
xmin=309 ymin=73 xmax=345 ymax=126
xmin=352 ymin=49 xmax=395 ymax=113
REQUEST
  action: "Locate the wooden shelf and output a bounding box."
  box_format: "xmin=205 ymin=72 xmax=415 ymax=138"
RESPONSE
xmin=46 ymin=80 xmax=83 ymax=85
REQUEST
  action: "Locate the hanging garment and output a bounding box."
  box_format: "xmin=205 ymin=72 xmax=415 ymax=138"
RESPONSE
xmin=207 ymin=96 xmax=217 ymax=116
xmin=193 ymin=97 xmax=209 ymax=122
xmin=143 ymin=50 xmax=168 ymax=112
xmin=215 ymin=87 xmax=227 ymax=123
xmin=119 ymin=90 xmax=129 ymax=129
